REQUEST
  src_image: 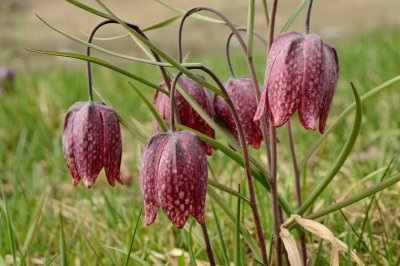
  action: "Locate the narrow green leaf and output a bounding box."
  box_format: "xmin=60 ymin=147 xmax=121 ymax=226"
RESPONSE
xmin=22 ymin=189 xmax=49 ymax=256
xmin=211 ymin=202 xmax=230 ymax=265
xmin=297 ymin=83 xmax=363 ymax=215
xmin=234 ymin=186 xmax=242 ymax=266
xmin=338 ymin=208 xmax=379 ymax=264
xmin=280 ymin=0 xmax=307 ymax=32
xmin=246 ymin=0 xmax=255 ymax=57
xmin=128 ymin=82 xmax=168 ymax=132
xmin=299 ymin=75 xmax=400 ymax=170
xmin=307 ymin=172 xmax=400 ymax=220
xmin=66 ymin=0 xmax=117 ymax=21
xmin=143 ymin=16 xmax=181 ymax=31
xmin=125 ymin=209 xmax=142 ymax=266
xmin=46 ymin=253 xmax=59 ymax=266
xmin=182 ymin=223 xmax=197 ymax=266
xmin=35 ymin=15 xmax=167 ymax=67
xmin=28 ymin=49 xmax=167 ymax=94
xmin=104 ymin=245 xmax=151 ymax=266
xmin=208 ymin=188 xmax=262 ymax=261
xmin=94 ymin=0 xmax=225 ymax=97
xmin=357 ymin=157 xmax=396 ymax=249
xmin=261 ymin=0 xmax=269 ymax=28
xmin=208 ymin=178 xmax=250 ymax=204
xmin=311 ymin=239 xmax=323 ymax=266
xmin=346 ymin=224 xmax=353 ymax=266
xmin=59 ymin=212 xmax=68 ymax=266
xmin=83 ymin=32 xmax=130 ymax=41
xmin=1 ymin=190 xmax=16 ymax=264
xmin=153 ymin=0 xmax=226 ymax=24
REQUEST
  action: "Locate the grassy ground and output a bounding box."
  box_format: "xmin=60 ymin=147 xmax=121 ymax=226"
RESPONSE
xmin=0 ymin=22 xmax=400 ymax=265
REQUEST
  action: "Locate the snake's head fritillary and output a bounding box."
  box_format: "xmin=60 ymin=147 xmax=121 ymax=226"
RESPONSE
xmin=214 ymin=77 xmax=263 ymax=148
xmin=254 ymin=31 xmax=339 ymax=134
xmin=153 ymin=75 xmax=215 ymax=155
xmin=62 ymin=101 xmax=122 ymax=188
xmin=140 ymin=130 xmax=208 ymax=228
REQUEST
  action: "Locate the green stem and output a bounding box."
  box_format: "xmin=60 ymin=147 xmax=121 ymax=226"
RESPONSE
xmin=306 ymin=172 xmax=400 ymax=220
xmin=297 ymin=82 xmax=362 ymax=215
xmin=261 ymin=0 xmax=270 ymax=29
xmin=246 ymin=0 xmax=255 ymax=57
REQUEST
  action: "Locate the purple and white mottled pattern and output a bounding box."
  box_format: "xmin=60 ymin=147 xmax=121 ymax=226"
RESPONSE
xmin=254 ymin=31 xmax=339 ymax=133
xmin=319 ymin=44 xmax=339 ymax=133
xmin=214 ymin=77 xmax=263 ymax=148
xmin=153 ymin=75 xmax=215 ymax=155
xmin=298 ymin=34 xmax=325 ymax=130
xmin=62 ymin=101 xmax=122 ymax=188
xmin=254 ymin=31 xmax=302 ymax=123
xmin=140 ymin=130 xmax=208 ymax=228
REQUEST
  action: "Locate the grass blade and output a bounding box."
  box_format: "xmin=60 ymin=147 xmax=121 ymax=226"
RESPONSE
xmin=34 ymin=15 xmax=167 ymax=67
xmin=280 ymin=0 xmax=307 ymax=32
xmin=66 ymin=0 xmax=117 ymax=21
xmin=357 ymin=157 xmax=396 ymax=249
xmin=261 ymin=0 xmax=269 ymax=28
xmin=93 ymin=0 xmax=224 ymax=97
xmin=234 ymin=186 xmax=242 ymax=266
xmin=21 ymin=189 xmax=49 ymax=256
xmin=208 ymin=178 xmax=250 ymax=204
xmin=208 ymin=188 xmax=262 ymax=261
xmin=59 ymin=211 xmax=68 ymax=266
xmin=153 ymin=0 xmax=226 ymax=24
xmin=143 ymin=16 xmax=181 ymax=31
xmin=297 ymin=82 xmax=363 ymax=215
xmin=125 ymin=209 xmax=142 ymax=266
xmin=307 ymin=171 xmax=400 ymax=220
xmin=211 ymin=202 xmax=230 ymax=265
xmin=1 ymin=190 xmax=16 ymax=264
xmin=28 ymin=49 xmax=166 ymax=93
xmin=246 ymin=0 xmax=255 ymax=57
xmin=104 ymin=246 xmax=151 ymax=266
xmin=182 ymin=223 xmax=197 ymax=266
xmin=311 ymin=239 xmax=323 ymax=266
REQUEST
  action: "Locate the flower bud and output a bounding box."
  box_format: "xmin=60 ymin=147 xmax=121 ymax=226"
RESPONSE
xmin=214 ymin=77 xmax=262 ymax=148
xmin=153 ymin=75 xmax=215 ymax=155
xmin=140 ymin=130 xmax=207 ymax=228
xmin=62 ymin=101 xmax=122 ymax=188
xmin=254 ymin=31 xmax=339 ymax=133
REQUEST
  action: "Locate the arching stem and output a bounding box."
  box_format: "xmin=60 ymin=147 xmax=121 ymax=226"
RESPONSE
xmin=175 ymin=65 xmax=269 ymax=265
xmin=178 ymin=7 xmax=273 ymax=212
xmin=224 ymin=27 xmax=272 ymax=166
xmin=225 ymin=28 xmax=268 ymax=78
xmin=305 ymin=0 xmax=314 ymax=34
xmin=87 ymin=19 xmax=171 ymax=101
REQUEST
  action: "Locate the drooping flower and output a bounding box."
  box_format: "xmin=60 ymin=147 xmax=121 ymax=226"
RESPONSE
xmin=62 ymin=101 xmax=122 ymax=188
xmin=140 ymin=130 xmax=207 ymax=228
xmin=214 ymin=76 xmax=262 ymax=148
xmin=254 ymin=31 xmax=339 ymax=133
xmin=153 ymin=75 xmax=215 ymax=155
